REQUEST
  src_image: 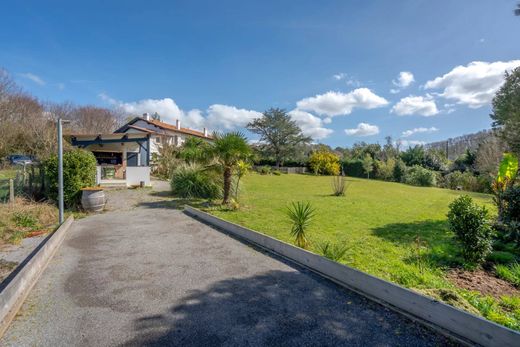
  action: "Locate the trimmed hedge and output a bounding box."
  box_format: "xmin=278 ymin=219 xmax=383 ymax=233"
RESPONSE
xmin=342 ymin=159 xmax=366 ymax=178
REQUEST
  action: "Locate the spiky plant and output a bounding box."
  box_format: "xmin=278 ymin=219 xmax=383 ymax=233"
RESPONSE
xmin=286 ymin=201 xmax=316 ymax=249
xmin=317 ymin=241 xmax=351 ymax=261
xmin=331 ymin=175 xmax=347 ymax=196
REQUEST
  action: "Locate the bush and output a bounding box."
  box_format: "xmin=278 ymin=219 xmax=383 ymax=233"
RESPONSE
xmin=170 ymin=163 xmax=222 ymax=199
xmin=495 ymin=263 xmax=520 ymax=286
xmin=393 ymin=159 xmax=407 ymax=182
xmin=272 ymin=170 xmax=282 ymax=176
xmin=374 ymin=159 xmax=395 ymax=181
xmin=309 ymin=150 xmax=340 ymax=175
xmin=404 ymin=165 xmax=437 ymax=187
xmin=331 ymin=175 xmax=347 ymax=196
xmin=447 ymin=195 xmax=494 ymax=266
xmin=43 ymin=149 xmax=97 ymax=207
xmin=258 ymin=165 xmax=271 ymax=175
xmin=342 ymin=159 xmax=364 ymax=178
xmin=487 ymin=251 xmax=517 ymax=265
xmin=286 ymin=201 xmax=315 ymax=249
xmin=317 ymin=241 xmax=351 ymax=261
xmin=442 ymin=171 xmax=482 ymax=192
xmin=500 ymin=186 xmax=520 ymax=247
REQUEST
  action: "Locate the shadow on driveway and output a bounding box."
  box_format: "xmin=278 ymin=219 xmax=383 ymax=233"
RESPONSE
xmin=122 ymin=270 xmax=457 ymax=347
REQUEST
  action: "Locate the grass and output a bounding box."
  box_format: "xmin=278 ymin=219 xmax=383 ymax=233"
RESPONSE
xmin=204 ymin=173 xmax=520 ymax=330
xmin=0 ymin=168 xmax=18 ymax=201
xmin=0 ymin=198 xmax=59 ymax=246
xmin=496 ymin=263 xmax=520 ymax=287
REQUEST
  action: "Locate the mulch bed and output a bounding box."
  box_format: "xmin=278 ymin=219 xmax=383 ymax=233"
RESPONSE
xmin=447 ymin=268 xmax=519 ymax=298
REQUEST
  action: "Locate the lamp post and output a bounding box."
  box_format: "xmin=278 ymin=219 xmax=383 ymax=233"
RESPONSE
xmin=57 ymin=118 xmax=70 ymax=224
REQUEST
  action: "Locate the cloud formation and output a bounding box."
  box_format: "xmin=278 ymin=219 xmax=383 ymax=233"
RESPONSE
xmin=296 ymin=88 xmax=389 ymax=117
xmin=391 ymin=95 xmax=439 ymax=116
xmin=345 ymin=123 xmax=380 ymax=137
xmin=206 ymin=104 xmax=262 ymax=130
xmin=393 ymin=71 xmax=415 ymax=88
xmin=424 ymin=60 xmax=520 ymax=108
xmin=401 ymin=127 xmax=438 ymax=138
xmin=288 ymin=109 xmax=334 ymax=140
xmin=19 ymin=72 xmax=45 ymax=86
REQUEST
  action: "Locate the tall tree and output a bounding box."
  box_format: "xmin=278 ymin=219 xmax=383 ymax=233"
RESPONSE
xmin=247 ymin=108 xmax=311 ymax=167
xmin=491 ymin=67 xmax=520 ymax=156
xmin=212 ymin=132 xmax=252 ymax=204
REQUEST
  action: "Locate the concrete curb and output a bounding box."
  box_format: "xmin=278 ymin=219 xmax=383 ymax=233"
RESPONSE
xmin=0 ymin=216 xmax=74 ymax=338
xmin=185 ymin=206 xmax=520 ymax=347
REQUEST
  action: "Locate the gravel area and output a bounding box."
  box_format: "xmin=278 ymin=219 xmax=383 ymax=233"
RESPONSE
xmin=1 ymin=181 xmax=458 ymax=346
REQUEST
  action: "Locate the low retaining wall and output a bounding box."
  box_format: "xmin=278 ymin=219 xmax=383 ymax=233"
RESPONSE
xmin=0 ymin=216 xmax=74 ymax=338
xmin=184 ymin=206 xmax=520 ymax=347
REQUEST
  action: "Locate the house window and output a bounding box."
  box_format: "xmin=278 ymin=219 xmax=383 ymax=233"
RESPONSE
xmin=156 ymin=136 xmax=161 ymax=144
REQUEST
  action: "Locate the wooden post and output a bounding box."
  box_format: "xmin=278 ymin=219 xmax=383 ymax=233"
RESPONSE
xmin=9 ymin=179 xmax=14 ymax=204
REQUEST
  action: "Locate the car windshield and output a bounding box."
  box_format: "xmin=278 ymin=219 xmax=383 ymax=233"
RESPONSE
xmin=12 ymin=155 xmax=31 ymax=160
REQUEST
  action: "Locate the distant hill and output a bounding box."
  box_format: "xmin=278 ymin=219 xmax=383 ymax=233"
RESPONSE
xmin=425 ymin=129 xmax=494 ymax=160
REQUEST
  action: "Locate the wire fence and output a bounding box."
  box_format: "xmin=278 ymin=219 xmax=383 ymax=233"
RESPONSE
xmin=0 ymin=165 xmax=45 ymax=203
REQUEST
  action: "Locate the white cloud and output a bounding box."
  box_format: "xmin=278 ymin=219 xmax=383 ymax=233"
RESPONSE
xmin=288 ymin=109 xmax=333 ymax=140
xmin=401 ymin=127 xmax=438 ymax=138
xmin=333 ymin=73 xmax=360 ymax=86
xmin=392 ymin=71 xmax=415 ymax=88
xmin=19 ymin=72 xmax=45 ymax=86
xmin=333 ymin=73 xmax=347 ymax=80
xmin=205 ymin=104 xmax=261 ymax=130
xmin=296 ymin=88 xmax=389 ymax=117
xmin=424 ymin=60 xmax=520 ymax=108
xmin=391 ymin=95 xmax=439 ymax=116
xmin=345 ymin=123 xmax=380 ymax=137
xmin=399 ymin=140 xmax=427 ymax=147
xmin=99 ymin=94 xmax=260 ymax=131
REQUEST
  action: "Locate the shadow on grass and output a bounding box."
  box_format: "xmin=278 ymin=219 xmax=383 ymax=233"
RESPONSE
xmin=372 ymin=220 xmax=463 ymax=268
xmin=120 ymin=270 xmax=452 ymax=347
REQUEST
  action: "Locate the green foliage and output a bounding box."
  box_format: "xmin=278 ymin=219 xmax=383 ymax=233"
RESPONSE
xmin=43 ymin=149 xmax=97 ymax=207
xmin=272 ymin=170 xmax=281 ymax=176
xmin=170 ymin=163 xmax=222 ymax=199
xmin=447 ymin=195 xmax=494 ymax=266
xmin=309 ymin=150 xmax=340 ymax=175
xmin=342 ymin=159 xmax=365 ymax=178
xmin=12 ymin=212 xmax=38 ymax=228
xmin=374 ymin=158 xmax=395 ymax=181
xmin=401 ymin=145 xmax=425 ymax=166
xmin=258 ymin=165 xmax=272 ymax=175
xmin=286 ymin=201 xmax=315 ymax=249
xmin=393 ymin=159 xmax=407 ymax=182
xmin=497 ymin=153 xmax=519 ymax=185
xmin=234 ymin=160 xmax=251 ymax=200
xmin=499 ymin=185 xmax=520 ymax=247
xmin=442 ymin=171 xmax=482 ymax=192
xmin=331 ymin=175 xmax=347 ymax=196
xmin=487 ymin=251 xmax=517 ymax=265
xmin=404 ymin=165 xmax=437 ymax=187
xmin=247 ymin=108 xmax=311 ymax=167
xmin=491 ymin=67 xmax=520 ymax=156
xmin=362 ymin=154 xmax=373 ymax=179
xmin=317 ymin=241 xmax=351 ymax=261
xmin=495 ymin=263 xmax=520 ymax=286
xmin=153 ymin=142 xmax=180 ymax=179
xmin=178 ymin=137 xmax=212 ymax=164
xmin=212 ymin=131 xmax=252 ymax=203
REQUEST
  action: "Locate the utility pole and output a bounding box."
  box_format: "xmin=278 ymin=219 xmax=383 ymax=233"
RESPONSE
xmin=58 ymin=118 xmax=64 ymax=224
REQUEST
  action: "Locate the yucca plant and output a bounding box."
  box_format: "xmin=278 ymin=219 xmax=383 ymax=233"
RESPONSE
xmin=331 ymin=175 xmax=347 ymax=196
xmin=286 ymin=201 xmax=316 ymax=249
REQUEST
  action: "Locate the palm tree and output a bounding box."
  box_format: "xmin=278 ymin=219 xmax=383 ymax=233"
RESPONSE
xmin=212 ymin=132 xmax=252 ymax=204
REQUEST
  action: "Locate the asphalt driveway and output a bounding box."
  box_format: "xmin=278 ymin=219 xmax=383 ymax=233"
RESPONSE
xmin=2 ymin=183 xmax=457 ymax=346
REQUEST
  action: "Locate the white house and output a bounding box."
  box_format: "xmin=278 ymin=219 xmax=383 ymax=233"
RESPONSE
xmin=67 ymin=114 xmax=213 ymax=187
xmin=114 ymin=113 xmax=213 ymax=156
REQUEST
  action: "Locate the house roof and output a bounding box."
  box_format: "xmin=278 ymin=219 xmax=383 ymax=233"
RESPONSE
xmin=116 ymin=117 xmax=213 ymax=140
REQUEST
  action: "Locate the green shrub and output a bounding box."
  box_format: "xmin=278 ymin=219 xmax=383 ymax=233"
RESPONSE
xmin=404 ymin=165 xmax=437 ymax=187
xmin=12 ymin=212 xmax=38 ymax=228
xmin=499 ymin=186 xmax=520 ymax=247
xmin=374 ymin=159 xmax=395 ymax=181
xmin=317 ymin=241 xmax=351 ymax=261
xmin=272 ymin=170 xmax=282 ymax=176
xmin=447 ymin=195 xmax=494 ymax=266
xmin=342 ymin=159 xmax=365 ymax=178
xmin=171 ymin=163 xmax=222 ymax=199
xmin=43 ymin=149 xmax=97 ymax=207
xmin=309 ymin=150 xmax=340 ymax=175
xmin=487 ymin=251 xmax=517 ymax=265
xmin=495 ymin=263 xmax=520 ymax=286
xmin=393 ymin=159 xmax=407 ymax=182
xmin=331 ymin=175 xmax=347 ymax=196
xmin=443 ymin=171 xmax=482 ymax=192
xmin=258 ymin=165 xmax=271 ymax=175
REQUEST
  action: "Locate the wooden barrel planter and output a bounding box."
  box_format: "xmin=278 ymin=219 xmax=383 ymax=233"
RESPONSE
xmin=81 ymin=187 xmax=106 ymax=213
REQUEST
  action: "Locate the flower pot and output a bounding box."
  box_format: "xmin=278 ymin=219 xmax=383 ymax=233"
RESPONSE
xmin=81 ymin=187 xmax=106 ymax=213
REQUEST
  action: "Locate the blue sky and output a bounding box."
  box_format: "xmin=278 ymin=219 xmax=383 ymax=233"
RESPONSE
xmin=1 ymin=0 xmax=519 ymax=147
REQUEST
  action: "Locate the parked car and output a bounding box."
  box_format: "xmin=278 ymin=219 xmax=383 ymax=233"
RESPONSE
xmin=7 ymin=155 xmax=37 ymax=166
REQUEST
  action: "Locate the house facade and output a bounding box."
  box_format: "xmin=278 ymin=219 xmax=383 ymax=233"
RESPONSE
xmin=67 ymin=114 xmax=213 ymax=187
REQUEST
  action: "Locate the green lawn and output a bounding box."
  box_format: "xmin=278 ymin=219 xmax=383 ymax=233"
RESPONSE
xmin=0 ymin=169 xmax=18 ymax=201
xmin=205 ymin=173 xmax=520 ymax=330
